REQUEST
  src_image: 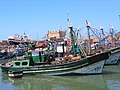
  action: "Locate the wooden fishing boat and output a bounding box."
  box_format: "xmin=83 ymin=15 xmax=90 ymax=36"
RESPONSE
xmin=104 ymin=27 xmax=120 ymax=65
xmin=1 ymin=49 xmax=110 ymax=76
xmin=105 ymin=46 xmax=120 ymax=65
xmin=84 ymin=21 xmax=120 ymax=65
xmin=8 ymin=33 xmax=32 ymax=45
xmin=0 ymin=20 xmax=111 ymax=76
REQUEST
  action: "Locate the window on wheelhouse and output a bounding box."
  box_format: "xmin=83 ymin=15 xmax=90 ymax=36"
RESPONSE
xmin=22 ymin=62 xmax=28 ymax=65
xmin=15 ymin=62 xmax=20 ymax=66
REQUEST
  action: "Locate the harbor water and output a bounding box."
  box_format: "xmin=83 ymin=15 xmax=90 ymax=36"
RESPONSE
xmin=0 ymin=61 xmax=120 ymax=90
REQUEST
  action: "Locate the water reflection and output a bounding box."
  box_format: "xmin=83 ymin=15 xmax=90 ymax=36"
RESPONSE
xmin=0 ymin=64 xmax=120 ymax=90
xmin=0 ymin=69 xmax=21 ymax=90
xmin=7 ymin=75 xmax=107 ymax=90
xmin=106 ymin=80 xmax=120 ymax=90
xmin=102 ymin=65 xmax=120 ymax=90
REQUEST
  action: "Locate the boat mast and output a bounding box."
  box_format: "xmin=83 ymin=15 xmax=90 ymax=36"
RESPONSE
xmin=100 ymin=26 xmax=105 ymax=46
xmin=109 ymin=25 xmax=114 ymax=43
xmin=86 ymin=20 xmax=91 ymax=54
xmin=76 ymin=29 xmax=87 ymax=57
xmin=67 ymin=18 xmax=76 ymax=57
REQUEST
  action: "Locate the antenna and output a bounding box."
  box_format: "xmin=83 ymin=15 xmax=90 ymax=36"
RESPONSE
xmin=86 ymin=20 xmax=90 ymax=27
xmin=67 ymin=12 xmax=72 ymax=28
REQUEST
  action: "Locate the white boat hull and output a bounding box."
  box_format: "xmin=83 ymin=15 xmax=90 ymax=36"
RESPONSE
xmin=105 ymin=51 xmax=120 ymax=65
xmin=74 ymin=60 xmax=105 ymax=74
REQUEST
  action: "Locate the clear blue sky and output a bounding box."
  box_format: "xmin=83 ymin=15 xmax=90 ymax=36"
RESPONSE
xmin=0 ymin=0 xmax=120 ymax=40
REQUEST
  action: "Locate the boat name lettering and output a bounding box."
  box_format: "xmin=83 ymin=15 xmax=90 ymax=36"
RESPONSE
xmin=94 ymin=66 xmax=101 ymax=71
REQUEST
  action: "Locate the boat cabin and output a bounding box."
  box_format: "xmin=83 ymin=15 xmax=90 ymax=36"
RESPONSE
xmin=12 ymin=50 xmax=56 ymax=67
xmin=32 ymin=50 xmax=55 ymax=64
xmin=12 ymin=59 xmax=30 ymax=67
